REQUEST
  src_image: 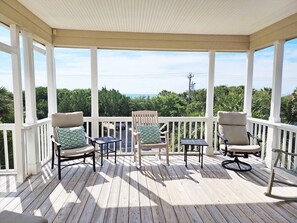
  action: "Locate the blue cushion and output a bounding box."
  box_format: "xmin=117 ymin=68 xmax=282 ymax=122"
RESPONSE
xmin=137 ymin=125 xmax=161 ymax=144
xmin=57 ymin=126 xmax=87 ymax=150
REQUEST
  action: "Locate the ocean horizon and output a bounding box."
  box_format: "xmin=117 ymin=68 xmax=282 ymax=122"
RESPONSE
xmin=124 ymin=93 xmax=157 ymax=98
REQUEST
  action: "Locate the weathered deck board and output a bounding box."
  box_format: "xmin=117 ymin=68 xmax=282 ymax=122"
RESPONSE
xmin=0 ymin=155 xmax=296 ymax=223
xmin=116 ymin=158 xmax=130 ymax=223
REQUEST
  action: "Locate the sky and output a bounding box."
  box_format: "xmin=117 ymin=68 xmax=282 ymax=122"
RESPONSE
xmin=1 ymin=24 xmax=297 ymax=96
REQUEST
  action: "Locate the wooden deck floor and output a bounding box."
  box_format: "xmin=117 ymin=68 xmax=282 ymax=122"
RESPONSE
xmin=0 ymin=155 xmax=297 ymax=223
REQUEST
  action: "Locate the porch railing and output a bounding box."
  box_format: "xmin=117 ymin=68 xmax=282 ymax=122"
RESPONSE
xmin=247 ymin=118 xmax=297 ymax=170
xmin=35 ymin=118 xmax=52 ymax=166
xmin=247 ymin=118 xmax=272 ymax=161
xmin=84 ymin=117 xmax=207 ymax=154
xmin=0 ymin=124 xmax=16 ymax=174
xmin=1 ymin=116 xmax=296 ymax=178
xmin=277 ymin=123 xmax=297 ymax=169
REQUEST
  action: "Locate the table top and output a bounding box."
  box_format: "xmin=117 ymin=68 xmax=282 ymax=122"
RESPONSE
xmin=95 ymin=136 xmax=122 ymax=144
xmin=181 ymin=138 xmax=208 ymax=146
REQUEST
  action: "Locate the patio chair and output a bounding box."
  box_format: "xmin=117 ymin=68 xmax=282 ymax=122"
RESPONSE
xmin=265 ymin=149 xmax=297 ymax=200
xmin=51 ymin=111 xmax=96 ymax=180
xmin=132 ymin=110 xmax=169 ymax=167
xmin=217 ymin=111 xmax=261 ymax=171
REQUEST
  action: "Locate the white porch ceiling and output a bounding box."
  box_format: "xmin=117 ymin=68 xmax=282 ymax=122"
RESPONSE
xmin=18 ymin=0 xmax=297 ymax=35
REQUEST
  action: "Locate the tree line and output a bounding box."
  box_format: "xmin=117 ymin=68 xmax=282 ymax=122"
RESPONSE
xmin=0 ymin=86 xmax=297 ymax=124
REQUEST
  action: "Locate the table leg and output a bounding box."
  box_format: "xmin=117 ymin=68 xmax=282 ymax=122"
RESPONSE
xmin=115 ymin=142 xmax=117 ymax=164
xmin=198 ymin=146 xmax=201 ymax=162
xmin=184 ymin=145 xmax=188 ymax=168
xmin=201 ymin=146 xmax=204 ymax=168
xmin=101 ymin=145 xmax=103 ymax=166
xmin=107 ymin=144 xmax=109 ymax=159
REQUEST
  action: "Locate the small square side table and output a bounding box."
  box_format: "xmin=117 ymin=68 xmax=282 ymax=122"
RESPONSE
xmin=95 ymin=136 xmax=121 ymax=166
xmin=181 ymin=138 xmax=208 ymax=168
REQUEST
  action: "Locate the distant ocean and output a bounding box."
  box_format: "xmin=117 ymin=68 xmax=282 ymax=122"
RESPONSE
xmin=125 ymin=93 xmax=157 ymax=98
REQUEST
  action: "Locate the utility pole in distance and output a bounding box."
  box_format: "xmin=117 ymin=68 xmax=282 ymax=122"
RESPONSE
xmin=187 ymin=73 xmax=195 ymax=102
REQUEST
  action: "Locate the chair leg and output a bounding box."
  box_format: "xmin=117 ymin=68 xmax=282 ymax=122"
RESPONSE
xmin=92 ymin=152 xmax=96 ymax=172
xmin=133 ymin=145 xmax=137 ymax=163
xmin=51 ymin=146 xmax=55 ymax=169
xmin=138 ymin=147 xmax=142 ymax=167
xmin=166 ymin=146 xmax=169 ymax=165
xmin=158 ymin=148 xmax=161 ymax=160
xmin=265 ymin=169 xmax=275 ymax=196
xmin=58 ymin=155 xmax=61 ymax=180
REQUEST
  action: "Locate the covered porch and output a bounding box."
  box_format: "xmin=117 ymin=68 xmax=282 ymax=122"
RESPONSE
xmin=0 ymin=0 xmax=297 ymax=221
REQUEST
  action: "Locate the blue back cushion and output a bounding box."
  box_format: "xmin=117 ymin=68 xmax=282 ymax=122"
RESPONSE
xmin=137 ymin=125 xmax=161 ymax=144
xmin=57 ymin=126 xmax=87 ymax=150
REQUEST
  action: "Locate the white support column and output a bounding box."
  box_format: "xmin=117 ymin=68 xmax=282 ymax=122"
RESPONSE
xmin=91 ymin=47 xmax=99 ymax=137
xmin=266 ymin=40 xmax=285 ymax=168
xmin=22 ymin=31 xmax=41 ymax=174
xmin=244 ymin=50 xmax=254 ymax=118
xmin=205 ymin=50 xmax=215 ymax=155
xmin=10 ymin=24 xmax=26 ymax=183
xmin=46 ymin=44 xmax=57 ymax=116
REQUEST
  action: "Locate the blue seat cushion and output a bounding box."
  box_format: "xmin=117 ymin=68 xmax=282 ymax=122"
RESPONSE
xmin=57 ymin=126 xmax=87 ymax=150
xmin=137 ymin=125 xmax=161 ymax=144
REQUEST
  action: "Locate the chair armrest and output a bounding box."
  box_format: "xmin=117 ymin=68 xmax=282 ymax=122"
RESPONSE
xmin=85 ymin=134 xmax=95 ymax=141
xmin=272 ymin=149 xmax=297 ymax=157
xmin=51 ymin=135 xmax=61 ymax=147
xmin=217 ymin=131 xmax=228 ymax=155
xmin=217 ymin=131 xmax=228 ymax=143
xmin=131 ymin=131 xmax=140 ymax=144
xmin=272 ymin=149 xmax=297 ymax=167
xmin=248 ymin=132 xmax=262 ymax=144
xmin=85 ymin=134 xmax=96 ymax=145
xmin=129 ymin=128 xmax=140 ymax=136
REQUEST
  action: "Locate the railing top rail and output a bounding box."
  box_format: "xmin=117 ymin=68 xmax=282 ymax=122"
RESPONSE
xmin=2 ymin=116 xmax=296 ymax=132
xmin=247 ymin=117 xmax=278 ymax=128
xmin=90 ymin=116 xmax=208 ymax=122
xmin=247 ymin=117 xmax=297 ymax=131
xmin=0 ymin=123 xmax=15 ymax=130
xmin=278 ymin=123 xmax=297 ymax=132
xmin=23 ymin=117 xmax=51 ymax=130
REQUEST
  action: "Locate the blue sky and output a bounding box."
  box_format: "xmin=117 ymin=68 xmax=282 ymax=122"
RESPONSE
xmin=1 ymin=24 xmax=297 ymax=96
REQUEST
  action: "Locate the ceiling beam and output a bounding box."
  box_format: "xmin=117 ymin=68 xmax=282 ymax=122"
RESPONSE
xmin=250 ymin=12 xmax=297 ymax=50
xmin=0 ymin=0 xmax=52 ymax=44
xmin=53 ymin=29 xmax=249 ymax=52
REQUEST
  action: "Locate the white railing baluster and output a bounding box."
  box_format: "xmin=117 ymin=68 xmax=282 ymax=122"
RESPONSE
xmin=189 ymin=121 xmax=192 ymax=138
xmin=288 ymin=131 xmax=293 ymax=169
xmin=178 ymin=121 xmax=181 ymax=152
xmin=125 ymin=121 xmax=128 ymax=153
xmin=292 ymin=132 xmax=297 ymax=168
xmin=214 ymin=120 xmax=218 ymax=151
xmin=12 ymin=129 xmax=17 ymax=173
xmin=281 ymin=130 xmax=287 ymax=168
xmin=261 ymin=125 xmax=266 ymax=160
xmin=183 ymin=122 xmax=186 ymax=139
xmin=171 ymin=121 xmax=175 ymax=153
xmin=4 ymin=130 xmax=9 ymax=170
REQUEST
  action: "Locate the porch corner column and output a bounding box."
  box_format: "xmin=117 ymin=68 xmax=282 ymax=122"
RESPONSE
xmin=91 ymin=47 xmax=99 ymax=137
xmin=205 ymin=50 xmax=215 ymax=155
xmin=46 ymin=44 xmax=57 ymax=117
xmin=244 ymin=50 xmax=254 ymax=118
xmin=22 ymin=31 xmax=41 ymax=175
xmin=10 ymin=24 xmax=26 ymax=183
xmin=266 ymin=40 xmax=285 ymax=168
